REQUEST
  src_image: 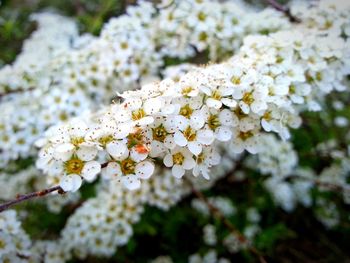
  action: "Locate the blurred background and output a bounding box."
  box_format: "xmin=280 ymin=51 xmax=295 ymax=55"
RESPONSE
xmin=0 ymin=0 xmax=349 ymax=262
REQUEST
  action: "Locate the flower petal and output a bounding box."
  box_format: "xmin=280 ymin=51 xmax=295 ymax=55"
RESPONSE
xmin=122 ymin=175 xmax=141 ymax=190
xmin=106 ymin=141 xmax=128 ymax=159
xmin=76 ymin=146 xmax=98 ymax=161
xmin=82 ymin=161 xmax=101 ymax=182
xmin=136 ymin=161 xmax=154 ymax=179
xmin=172 ymin=165 xmax=185 ymax=178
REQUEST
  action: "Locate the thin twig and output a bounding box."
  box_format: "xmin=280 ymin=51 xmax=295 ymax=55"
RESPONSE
xmin=266 ymin=0 xmax=300 ymax=22
xmin=0 ymin=87 xmax=35 ymax=100
xmin=0 ymin=186 xmax=63 ymax=212
xmin=288 ymin=175 xmax=347 ymax=192
xmin=185 ymin=178 xmax=267 ymax=263
xmin=0 ymin=162 xmax=109 ymax=213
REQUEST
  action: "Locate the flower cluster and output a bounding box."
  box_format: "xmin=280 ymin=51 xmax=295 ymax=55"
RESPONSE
xmin=30 ymin=151 xmax=236 ymax=261
xmin=0 ymin=210 xmax=32 ymax=262
xmin=37 ymin=0 xmax=350 ymax=193
xmin=0 ymin=0 xmax=350 ymax=262
xmin=0 ymin=0 xmax=290 ymax=168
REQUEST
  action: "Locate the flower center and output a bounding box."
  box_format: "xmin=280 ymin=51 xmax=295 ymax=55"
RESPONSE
xmin=65 ymin=158 xmax=84 ymax=175
xmin=182 ymin=86 xmax=194 ymax=96
xmin=173 ymin=152 xmax=185 ymax=165
xmin=152 ymin=125 xmax=167 ymax=142
xmin=239 ymin=131 xmax=253 ymax=141
xmin=131 ymin=108 xmax=146 ymax=121
xmin=208 ymin=114 xmax=220 ymax=130
xmin=98 ymin=135 xmax=114 ymax=147
xmin=233 ymin=107 xmax=247 ymax=120
xmin=120 ymin=158 xmax=136 ymax=175
xmin=197 ymin=11 xmax=206 ymax=21
xmin=120 ymin=42 xmax=128 ymax=49
xmin=212 ymin=90 xmax=222 ymax=100
xmin=231 ymin=76 xmax=241 ymax=85
xmin=242 ymin=92 xmax=254 ymax=105
xmin=289 ymin=84 xmax=296 ymax=94
xmin=276 ymin=55 xmax=284 ymax=64
xmin=263 ymin=111 xmax=272 ymax=121
xmin=183 ymin=126 xmax=197 ymax=142
xmin=196 ymin=152 xmax=205 ymax=164
xmin=71 ymin=137 xmax=84 ymax=146
xmin=179 ymin=104 xmax=194 ymax=118
xmin=127 ymin=129 xmax=145 ymax=149
xmin=199 ymin=32 xmax=208 ymax=41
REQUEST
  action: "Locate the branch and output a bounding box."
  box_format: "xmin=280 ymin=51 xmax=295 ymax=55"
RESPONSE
xmin=185 ymin=178 xmax=267 ymax=263
xmin=0 ymin=186 xmax=63 ymax=212
xmin=266 ymin=0 xmax=300 ymax=22
xmin=288 ymin=175 xmax=348 ymax=192
xmin=0 ymin=87 xmax=35 ymax=100
xmin=0 ymin=162 xmax=109 ymax=213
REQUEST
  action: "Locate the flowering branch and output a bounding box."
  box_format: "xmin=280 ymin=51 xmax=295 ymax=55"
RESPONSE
xmin=266 ymin=0 xmax=300 ymax=22
xmin=186 ymin=178 xmax=267 ymax=263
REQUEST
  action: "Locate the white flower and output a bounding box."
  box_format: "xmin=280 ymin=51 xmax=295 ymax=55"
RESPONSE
xmin=103 ymin=159 xmax=154 ymax=190
xmin=112 ymin=97 xmax=162 ymax=126
xmin=193 ymin=147 xmax=220 ymax=179
xmin=0 ymin=232 xmax=15 ymax=255
xmin=173 ymin=125 xmax=214 ymax=155
xmin=230 ymin=127 xmax=261 ymax=154
xmin=204 ymin=107 xmax=237 ymax=142
xmin=60 ymin=158 xmax=101 ymax=192
xmin=164 ymin=147 xmax=196 ymax=178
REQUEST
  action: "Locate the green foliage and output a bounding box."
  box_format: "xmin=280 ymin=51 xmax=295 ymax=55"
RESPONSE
xmin=255 ymin=223 xmax=296 ymax=253
xmin=0 ymin=0 xmax=125 ymax=65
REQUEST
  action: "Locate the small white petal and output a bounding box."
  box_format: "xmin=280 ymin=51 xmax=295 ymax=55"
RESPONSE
xmin=164 ymin=135 xmax=176 ymax=149
xmin=188 ymin=141 xmax=202 ymax=155
xmin=221 ymin=98 xmax=237 ymax=107
xmin=219 ymin=109 xmax=236 ymax=127
xmin=215 ymin=126 xmax=232 ymax=142
xmin=197 ymin=130 xmax=215 ymax=145
xmin=130 ymin=148 xmax=148 ymax=162
xmin=82 ymin=161 xmax=101 ymax=182
xmin=54 ymin=143 xmax=74 ymax=161
xmin=174 ymin=132 xmax=188 ymax=147
xmin=136 ymin=161 xmax=154 ymax=179
xmin=174 ymin=115 xmax=189 ymax=130
xmin=122 ymin=175 xmax=141 ymax=190
xmin=143 ymin=98 xmax=162 ymax=114
xmin=150 ymin=141 xmax=166 ymax=157
xmin=163 ymin=153 xmax=174 ymax=167
xmin=200 ymin=86 xmax=211 ymax=95
xmin=105 ymin=162 xmax=122 ymax=178
xmin=190 ymin=111 xmax=205 ymax=130
xmin=183 ymin=157 xmax=196 ymax=170
xmin=231 ymin=140 xmax=245 ymax=154
xmin=239 ymin=101 xmax=250 ymax=114
xmin=261 ymin=119 xmax=272 ymax=132
xmin=106 ymin=141 xmax=127 ymax=159
xmin=76 ymin=146 xmax=98 ymax=161
xmin=172 ymin=165 xmax=185 ymax=178
xmin=136 ymin=116 xmax=154 ymax=126
xmin=114 ymin=123 xmax=133 ymax=139
xmin=60 ymin=174 xmax=82 ymax=192
xmin=206 ymin=98 xmax=222 ymax=109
